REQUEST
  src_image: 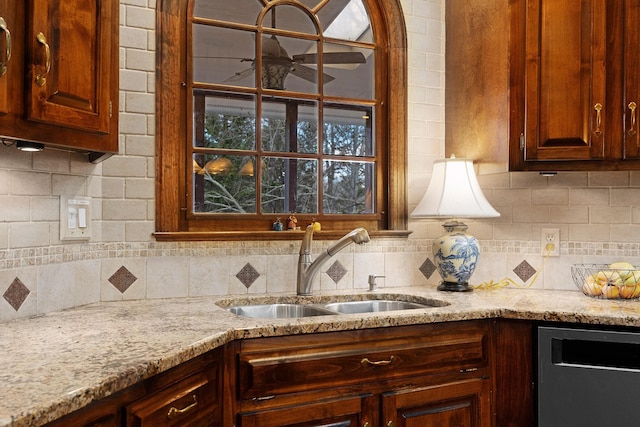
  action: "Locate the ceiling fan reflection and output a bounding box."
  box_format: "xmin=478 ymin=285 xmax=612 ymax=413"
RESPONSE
xmin=221 ymin=35 xmax=366 ymax=90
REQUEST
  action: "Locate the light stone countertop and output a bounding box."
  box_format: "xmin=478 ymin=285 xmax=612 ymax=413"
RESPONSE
xmin=2 ymin=287 xmax=640 ymax=427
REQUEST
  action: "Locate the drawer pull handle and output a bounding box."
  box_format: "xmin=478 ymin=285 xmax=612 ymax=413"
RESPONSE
xmin=593 ymin=103 xmax=603 ymax=136
xmin=35 ymin=32 xmax=51 ymax=87
xmin=167 ymin=394 xmax=198 ymax=419
xmin=0 ymin=17 xmax=11 ymax=77
xmin=629 ymin=102 xmax=637 ymax=136
xmin=361 ymin=355 xmax=395 ymax=366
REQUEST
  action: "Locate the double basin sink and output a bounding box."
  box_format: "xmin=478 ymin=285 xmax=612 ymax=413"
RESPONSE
xmin=219 ymin=295 xmax=450 ymax=319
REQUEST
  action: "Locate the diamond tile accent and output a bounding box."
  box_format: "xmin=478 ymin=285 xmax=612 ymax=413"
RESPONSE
xmin=513 ymin=260 xmax=537 ymax=283
xmin=236 ymin=263 xmax=260 ymax=288
xmin=419 ymin=258 xmax=437 ymax=279
xmin=3 ymin=278 xmax=30 ymax=311
xmin=326 ymin=261 xmax=347 ymax=284
xmin=108 ymin=266 xmax=138 ymax=293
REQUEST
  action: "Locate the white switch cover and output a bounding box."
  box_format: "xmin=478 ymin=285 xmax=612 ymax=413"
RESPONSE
xmin=60 ymin=195 xmax=92 ymax=240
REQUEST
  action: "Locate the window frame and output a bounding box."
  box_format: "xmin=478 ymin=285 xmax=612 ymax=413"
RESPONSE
xmin=155 ymin=0 xmax=409 ymax=241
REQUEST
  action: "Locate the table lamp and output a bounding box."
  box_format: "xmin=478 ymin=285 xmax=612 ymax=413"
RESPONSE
xmin=411 ymin=156 xmax=500 ymax=292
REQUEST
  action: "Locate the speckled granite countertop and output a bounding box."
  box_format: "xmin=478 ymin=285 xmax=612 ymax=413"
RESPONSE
xmin=2 ymin=287 xmax=640 ymax=427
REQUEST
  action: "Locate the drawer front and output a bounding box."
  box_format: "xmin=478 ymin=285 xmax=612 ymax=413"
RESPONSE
xmin=238 ymin=321 xmax=490 ymax=399
xmin=127 ymin=368 xmax=220 ymax=427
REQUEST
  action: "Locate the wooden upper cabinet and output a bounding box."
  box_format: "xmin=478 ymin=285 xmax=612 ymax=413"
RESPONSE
xmin=0 ymin=0 xmax=13 ymax=115
xmin=0 ymin=0 xmax=118 ymax=161
xmin=447 ymin=0 xmax=640 ymax=172
xmin=27 ymin=0 xmax=112 ymax=134
xmin=623 ymin=0 xmax=640 ymax=158
xmin=509 ymin=0 xmax=640 ymax=170
xmin=522 ymin=0 xmax=606 ymax=162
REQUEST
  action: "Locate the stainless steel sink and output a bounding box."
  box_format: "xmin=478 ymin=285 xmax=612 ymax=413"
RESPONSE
xmin=227 ymin=303 xmax=336 ymax=318
xmin=223 ymin=295 xmax=449 ymax=318
xmin=322 ymin=300 xmax=435 ymax=314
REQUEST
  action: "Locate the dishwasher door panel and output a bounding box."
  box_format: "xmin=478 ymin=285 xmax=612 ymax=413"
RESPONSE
xmin=538 ymin=326 xmax=640 ymax=427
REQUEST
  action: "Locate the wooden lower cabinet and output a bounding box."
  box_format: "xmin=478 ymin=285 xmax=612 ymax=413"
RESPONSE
xmin=238 ymin=394 xmax=377 ymax=427
xmin=42 ymin=319 xmax=535 ymax=427
xmin=233 ymin=320 xmax=495 ymax=427
xmin=382 ymin=378 xmax=491 ymax=427
xmin=43 ymin=348 xmax=223 ymax=427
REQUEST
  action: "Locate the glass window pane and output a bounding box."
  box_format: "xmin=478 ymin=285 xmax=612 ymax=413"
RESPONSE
xmin=195 ymin=93 xmax=256 ymax=150
xmin=261 ymin=157 xmax=318 ymax=214
xmin=323 ymin=105 xmax=373 ymax=156
xmin=322 ymin=43 xmax=374 ymax=99
xmin=317 ymin=0 xmax=372 ymax=43
xmin=263 ymin=5 xmax=316 ymax=34
xmin=193 ymin=25 xmax=256 ymax=87
xmin=259 ymin=34 xmax=319 ymax=92
xmin=193 ymin=154 xmax=257 ymax=213
xmin=323 ymin=160 xmax=374 ymax=214
xmin=262 ymin=98 xmax=318 ymax=153
xmin=193 ymin=0 xmax=262 ymax=25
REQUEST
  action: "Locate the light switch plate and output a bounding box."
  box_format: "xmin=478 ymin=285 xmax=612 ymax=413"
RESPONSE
xmin=60 ymin=195 xmax=92 ymax=241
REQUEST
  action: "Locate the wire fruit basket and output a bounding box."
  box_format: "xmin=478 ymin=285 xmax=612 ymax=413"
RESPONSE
xmin=571 ymin=263 xmax=640 ymax=299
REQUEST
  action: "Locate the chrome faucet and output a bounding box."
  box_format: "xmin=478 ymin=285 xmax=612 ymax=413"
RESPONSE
xmin=297 ymin=225 xmax=371 ymax=295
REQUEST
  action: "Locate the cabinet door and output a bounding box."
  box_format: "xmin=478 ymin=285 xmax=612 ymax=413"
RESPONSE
xmin=27 ymin=0 xmax=114 ymax=133
xmin=522 ymin=0 xmax=606 ymax=162
xmin=238 ymin=394 xmax=377 ymax=427
xmin=382 ymin=379 xmax=491 ymax=427
xmin=126 ymin=367 xmax=222 ymax=427
xmin=624 ymin=0 xmax=640 ymax=158
xmin=0 ymin=0 xmax=13 ymax=115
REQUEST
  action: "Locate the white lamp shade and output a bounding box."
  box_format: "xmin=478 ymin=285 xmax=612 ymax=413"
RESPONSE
xmin=411 ymin=157 xmax=500 ymax=218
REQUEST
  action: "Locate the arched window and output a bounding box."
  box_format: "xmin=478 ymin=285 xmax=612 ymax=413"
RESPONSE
xmin=156 ymin=0 xmax=408 ymax=240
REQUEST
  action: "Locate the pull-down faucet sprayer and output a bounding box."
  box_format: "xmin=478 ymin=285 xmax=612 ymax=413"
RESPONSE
xmin=296 ymin=225 xmax=370 ymax=296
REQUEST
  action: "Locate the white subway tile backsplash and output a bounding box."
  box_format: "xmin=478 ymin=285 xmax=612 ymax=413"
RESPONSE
xmin=124 ymin=48 xmax=155 ymax=72
xmin=103 ymin=200 xmax=148 ymax=221
xmin=531 ymin=188 xmax=570 ymax=205
xmin=10 ymin=223 xmax=51 ymax=248
xmin=611 ymin=188 xmax=640 ymax=206
xmin=590 ymin=206 xmax=631 ymax=224
xmin=125 ymin=6 xmax=156 ymax=29
xmin=102 ymin=156 xmax=148 ymax=177
xmin=550 ymin=206 xmax=589 ymax=224
xmin=10 ymin=171 xmax=51 ymax=196
xmin=569 ymin=188 xmax=610 ymax=205
xmin=589 ymin=171 xmax=630 ymax=187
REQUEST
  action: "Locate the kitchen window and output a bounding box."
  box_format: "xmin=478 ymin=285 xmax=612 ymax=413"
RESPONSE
xmin=155 ymin=0 xmax=408 ymax=240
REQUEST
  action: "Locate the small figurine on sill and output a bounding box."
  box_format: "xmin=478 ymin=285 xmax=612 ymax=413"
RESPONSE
xmin=272 ymin=217 xmax=283 ymax=231
xmin=287 ymin=214 xmax=298 ymax=230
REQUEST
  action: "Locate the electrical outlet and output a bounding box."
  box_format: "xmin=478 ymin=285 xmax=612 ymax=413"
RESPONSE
xmin=541 ymin=228 xmax=560 ymax=257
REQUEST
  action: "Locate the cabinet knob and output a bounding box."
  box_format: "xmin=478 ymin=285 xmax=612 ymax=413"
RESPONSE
xmin=629 ymin=102 xmax=637 ymax=137
xmin=35 ymin=32 xmax=51 ymax=87
xmin=0 ymin=17 xmax=10 ymax=77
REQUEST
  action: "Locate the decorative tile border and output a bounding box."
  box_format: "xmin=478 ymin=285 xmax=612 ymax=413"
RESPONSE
xmin=0 ymin=240 xmax=638 ymax=272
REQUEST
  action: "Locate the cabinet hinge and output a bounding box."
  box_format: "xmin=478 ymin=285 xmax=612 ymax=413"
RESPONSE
xmin=519 ymin=133 xmax=525 ymax=150
xmin=109 ymin=101 xmax=113 ymax=119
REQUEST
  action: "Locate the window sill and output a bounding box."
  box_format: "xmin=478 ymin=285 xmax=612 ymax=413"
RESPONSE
xmin=153 ymin=229 xmax=412 ymax=242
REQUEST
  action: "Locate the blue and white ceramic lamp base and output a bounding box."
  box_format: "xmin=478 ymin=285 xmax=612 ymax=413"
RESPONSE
xmin=432 ymin=220 xmax=479 ymax=292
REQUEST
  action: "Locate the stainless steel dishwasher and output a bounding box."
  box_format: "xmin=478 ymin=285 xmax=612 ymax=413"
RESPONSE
xmin=538 ymin=325 xmax=640 ymax=427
